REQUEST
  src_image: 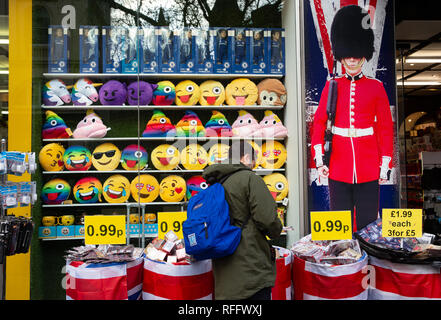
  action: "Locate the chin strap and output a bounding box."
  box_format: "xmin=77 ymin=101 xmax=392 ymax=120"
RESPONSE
xmin=379 ymin=156 xmax=392 ymax=180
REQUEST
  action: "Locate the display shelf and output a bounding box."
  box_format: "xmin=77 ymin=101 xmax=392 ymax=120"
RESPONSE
xmin=41 ymin=105 xmax=285 ymax=111
xmin=42 ymin=168 xmax=286 ymax=175
xmin=43 ymin=73 xmax=283 ymax=79
xmin=40 ymin=233 xmax=158 ymax=241
xmin=42 ymin=136 xmax=286 ymax=142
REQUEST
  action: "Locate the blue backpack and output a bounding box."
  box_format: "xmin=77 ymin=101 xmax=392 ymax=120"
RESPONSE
xmin=182 ymin=173 xmax=249 ymax=261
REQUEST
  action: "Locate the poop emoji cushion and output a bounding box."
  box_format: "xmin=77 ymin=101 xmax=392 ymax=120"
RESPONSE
xmin=43 ymin=79 xmax=71 ymax=106
xmin=253 ymin=110 xmax=288 ymax=138
xmin=257 ymin=78 xmax=287 ymax=106
xmin=231 ymin=110 xmax=261 ymax=137
xmin=186 ymin=175 xmax=209 ymax=199
xmin=208 ymin=143 xmax=230 ymax=165
xmin=92 ymin=143 xmax=121 ymax=171
xmin=180 ymin=144 xmax=208 ymax=170
xmin=151 ymin=144 xmax=180 ymax=171
xmin=71 ymin=78 xmax=102 ymax=106
xmin=130 ymin=174 xmax=160 ymax=203
xmin=63 ymin=145 xmax=92 ymax=171
xmin=99 ymin=80 xmax=127 ymax=105
xmin=261 ymin=141 xmax=287 ymax=169
xmin=199 ymin=80 xmax=225 ymax=106
xmin=225 ymin=78 xmax=259 ymax=106
xmin=142 ymin=110 xmax=176 ymax=137
xmin=159 ymin=175 xmax=186 ymax=202
xmin=127 ymin=81 xmax=158 ymax=106
xmin=263 ymin=173 xmax=289 ymax=201
xmin=39 ymin=143 xmax=65 ymax=172
xmin=175 ymin=80 xmax=200 ymax=106
xmin=41 ymin=178 xmax=71 ymax=204
xmin=205 ymin=111 xmax=233 ymax=137
xmin=175 ymin=110 xmax=206 ymax=137
xmin=121 ymin=145 xmax=148 ymax=171
xmin=103 ymin=174 xmax=131 ymax=203
xmin=73 ymin=177 xmax=103 ymax=203
xmin=72 ymin=110 xmax=111 ymax=139
xmin=152 ymin=81 xmax=176 ymax=106
xmin=42 ymin=110 xmax=72 ymax=139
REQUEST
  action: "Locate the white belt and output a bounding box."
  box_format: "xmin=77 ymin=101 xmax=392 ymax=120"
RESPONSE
xmin=332 ymin=126 xmax=374 ymax=138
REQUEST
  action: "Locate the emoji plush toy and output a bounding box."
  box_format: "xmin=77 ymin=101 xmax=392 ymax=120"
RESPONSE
xmin=180 ymin=144 xmax=208 ymax=170
xmin=175 ymin=110 xmax=206 ymax=137
xmin=231 ymin=110 xmax=261 ymax=137
xmin=257 ymin=78 xmax=287 ymax=106
xmin=42 ymin=110 xmax=72 ymax=139
xmin=72 ymin=109 xmax=111 ymax=139
xmin=186 ymin=175 xmax=209 ymax=199
xmin=39 ymin=143 xmax=65 ymax=172
xmin=263 ymin=173 xmax=289 ymax=201
xmin=142 ymin=110 xmax=176 ymax=137
xmin=225 ymin=78 xmax=259 ymax=106
xmin=151 ymin=144 xmax=180 ymax=171
xmin=92 ymin=143 xmax=121 ymax=171
xmin=127 ymin=81 xmax=158 ymax=106
xmin=73 ymin=177 xmax=103 ymax=203
xmin=71 ymin=78 xmax=102 ymax=106
xmin=205 ymin=111 xmax=233 ymax=137
xmin=159 ymin=175 xmax=186 ymax=202
xmin=63 ymin=145 xmax=92 ymax=171
xmin=261 ymin=141 xmax=287 ymax=169
xmin=208 ymin=143 xmax=230 ymax=165
xmin=130 ymin=174 xmax=160 ymax=203
xmin=199 ymin=80 xmax=225 ymax=106
xmin=121 ymin=144 xmax=148 ymax=171
xmin=103 ymin=174 xmax=131 ymax=203
xmin=99 ymin=80 xmax=127 ymax=105
xmin=152 ymin=80 xmax=176 ymax=106
xmin=247 ymin=140 xmax=263 ymax=169
xmin=41 ymin=178 xmax=71 ymax=204
xmin=253 ymin=110 xmax=288 ymax=138
xmin=42 ymin=79 xmax=71 ymax=106
xmin=175 ymin=80 xmax=200 ymax=106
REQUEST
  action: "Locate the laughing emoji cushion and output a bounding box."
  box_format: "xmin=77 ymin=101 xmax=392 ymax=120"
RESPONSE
xmin=92 ymin=143 xmax=121 ymax=171
xmin=39 ymin=143 xmax=65 ymax=172
xmin=41 ymin=178 xmax=71 ymax=204
xmin=159 ymin=175 xmax=186 ymax=202
xmin=204 ymin=111 xmax=233 ymax=137
xmin=152 ymin=81 xmax=176 ymax=106
xmin=73 ymin=177 xmax=103 ymax=203
xmin=208 ymin=143 xmax=230 ymax=165
xmin=199 ymin=80 xmax=225 ymax=106
xmin=263 ymin=173 xmax=289 ymax=201
xmin=180 ymin=144 xmax=208 ymax=170
xmin=130 ymin=174 xmax=160 ymax=203
xmin=175 ymin=110 xmax=206 ymax=137
xmin=103 ymin=174 xmax=131 ymax=203
xmin=186 ymin=175 xmax=209 ymax=199
xmin=121 ymin=145 xmax=148 ymax=171
xmin=261 ymin=141 xmax=287 ymax=169
xmin=175 ymin=80 xmax=200 ymax=106
xmin=63 ymin=145 xmax=92 ymax=171
xmin=142 ymin=110 xmax=176 ymax=137
xmin=151 ymin=144 xmax=180 ymax=171
xmin=225 ymin=78 xmax=258 ymax=106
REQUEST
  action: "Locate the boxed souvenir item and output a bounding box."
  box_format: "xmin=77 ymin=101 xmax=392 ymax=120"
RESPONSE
xmin=232 ymin=28 xmax=251 ymax=74
xmin=250 ymin=28 xmax=269 ymax=74
xmin=79 ymin=26 xmax=99 ymax=73
xmin=195 ymin=29 xmax=215 ymax=74
xmin=38 ymin=226 xmax=57 ymax=239
xmin=48 ymin=25 xmax=69 ymax=73
xmin=213 ymin=27 xmax=233 ymax=74
xmin=102 ymin=26 xmax=124 ymax=73
xmin=177 ymin=28 xmax=196 ymax=73
xmin=122 ymin=26 xmax=139 ymax=74
xmin=139 ymin=26 xmax=158 ymax=74
xmin=268 ymin=28 xmax=285 ymax=75
xmin=157 ymin=27 xmax=177 ymax=73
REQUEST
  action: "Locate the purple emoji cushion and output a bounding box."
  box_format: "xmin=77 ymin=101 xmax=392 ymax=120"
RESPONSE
xmin=127 ymin=81 xmax=158 ymax=106
xmin=99 ymin=80 xmax=127 ymax=105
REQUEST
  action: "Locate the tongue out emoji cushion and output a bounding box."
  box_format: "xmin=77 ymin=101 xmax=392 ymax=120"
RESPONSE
xmin=263 ymin=173 xmax=289 ymax=201
xmin=175 ymin=80 xmax=200 ymax=106
xmin=175 ymin=110 xmax=206 ymax=137
xmin=127 ymin=81 xmax=158 ymax=106
xmin=41 ymin=178 xmax=71 ymax=204
xmin=225 ymin=78 xmax=259 ymax=106
xmin=103 ymin=174 xmax=131 ymax=203
xmin=42 ymin=110 xmax=72 ymax=139
xmin=73 ymin=177 xmax=103 ymax=203
xmin=99 ymin=80 xmax=127 ymax=105
xmin=121 ymin=144 xmax=148 ymax=171
xmin=180 ymin=144 xmax=208 ymax=170
xmin=199 ymin=80 xmax=225 ymax=106
xmin=72 ymin=109 xmax=111 ymax=139
xmin=253 ymin=110 xmax=288 ymax=138
xmin=151 ymin=144 xmax=180 ymax=171
xmin=231 ymin=110 xmax=261 ymax=137
xmin=142 ymin=110 xmax=176 ymax=137
xmin=63 ymin=145 xmax=92 ymax=171
xmin=159 ymin=175 xmax=186 ymax=202
xmin=152 ymin=81 xmax=176 ymax=106
xmin=204 ymin=110 xmax=233 ymax=137
xmin=186 ymin=175 xmax=209 ymax=199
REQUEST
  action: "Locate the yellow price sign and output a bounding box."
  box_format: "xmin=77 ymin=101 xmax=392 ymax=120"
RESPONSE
xmin=310 ymin=211 xmax=352 ymax=241
xmin=84 ymin=215 xmax=126 ymax=245
xmin=158 ymin=211 xmax=187 ymax=240
xmin=382 ymin=209 xmax=422 ymax=238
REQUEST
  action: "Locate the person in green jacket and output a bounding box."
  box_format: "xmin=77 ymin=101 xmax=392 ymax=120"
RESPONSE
xmin=203 ymin=140 xmax=283 ymax=300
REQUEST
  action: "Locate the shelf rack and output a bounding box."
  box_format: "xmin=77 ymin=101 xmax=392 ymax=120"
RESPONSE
xmin=42 ymin=168 xmax=286 ymax=175
xmin=42 ymin=136 xmax=286 ymax=142
xmin=43 ymin=73 xmax=283 ymax=79
xmin=41 ymin=105 xmax=284 ymax=111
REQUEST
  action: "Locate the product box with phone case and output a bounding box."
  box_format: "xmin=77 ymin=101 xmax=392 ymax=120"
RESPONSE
xmin=232 ymin=28 xmax=251 ymax=74
xmin=102 ymin=26 xmax=124 ymax=73
xmin=213 ymin=27 xmax=233 ymax=74
xmin=48 ymin=25 xmax=69 ymax=73
xmin=139 ymin=26 xmax=159 ymax=74
xmin=157 ymin=27 xmax=178 ymax=73
xmin=79 ymin=26 xmax=99 ymax=73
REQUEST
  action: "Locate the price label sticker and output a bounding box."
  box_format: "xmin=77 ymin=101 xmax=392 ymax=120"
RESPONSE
xmin=382 ymin=209 xmax=422 ymax=238
xmin=84 ymin=215 xmax=126 ymax=245
xmin=158 ymin=211 xmax=187 ymax=240
xmin=310 ymin=211 xmax=352 ymax=241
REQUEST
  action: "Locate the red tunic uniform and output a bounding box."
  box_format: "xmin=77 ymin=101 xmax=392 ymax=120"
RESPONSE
xmin=311 ymin=73 xmax=394 ymax=184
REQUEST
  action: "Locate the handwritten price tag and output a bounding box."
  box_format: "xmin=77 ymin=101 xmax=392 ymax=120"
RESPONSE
xmin=158 ymin=211 xmax=187 ymax=240
xmin=382 ymin=209 xmax=422 ymax=238
xmin=310 ymin=211 xmax=352 ymax=241
xmin=84 ymin=215 xmax=126 ymax=245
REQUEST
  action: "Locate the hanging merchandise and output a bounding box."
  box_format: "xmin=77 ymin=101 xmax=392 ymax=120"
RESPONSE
xmin=175 ymin=110 xmax=206 ymax=137
xmin=41 ymin=178 xmax=71 ymax=205
xmin=130 ymin=174 xmax=160 ymax=203
xmin=207 ymin=143 xmax=230 ymax=165
xmin=263 ymin=173 xmax=289 ymax=201
xmin=121 ymin=145 xmax=148 ymax=171
xmin=63 ymin=145 xmax=93 ymax=171
xmin=99 ymin=80 xmax=127 ymax=105
xmin=72 ymin=109 xmax=111 ymax=139
xmin=198 ymin=80 xmax=225 ymax=106
xmin=39 ymin=143 xmax=65 ymax=172
xmin=142 ymin=110 xmax=176 ymax=137
xmin=102 ymin=175 xmax=131 ymax=203
xmin=71 ymin=78 xmax=102 ymax=106
xmin=42 ymin=110 xmax=72 ymax=139
xmin=126 ymin=81 xmax=158 ymax=106
xmin=42 ymin=79 xmax=72 ymax=106
xmin=175 ymin=80 xmax=200 ymax=106
xmin=254 ymin=110 xmax=288 ymax=138
xmin=180 ymin=144 xmax=208 ymax=171
xmin=152 ymin=80 xmax=176 ymax=106
xmin=261 ymin=142 xmax=287 ymax=169
xmin=257 ymin=78 xmax=287 ymax=106
xmin=225 ymin=78 xmax=258 ymax=106
xmin=271 ymin=246 xmax=293 ymax=300
xmin=91 ymin=143 xmax=121 ymax=171
xmin=159 ymin=175 xmax=186 ymax=202
xmin=1 ymin=216 xmax=34 ymax=262
xmin=151 ymin=144 xmax=180 ymax=171
xmin=204 ymin=110 xmax=233 ymax=137
xmin=186 ymin=176 xmax=209 ymax=199
xmin=231 ymin=110 xmax=261 ymax=137
xmin=73 ymin=177 xmax=103 ymax=203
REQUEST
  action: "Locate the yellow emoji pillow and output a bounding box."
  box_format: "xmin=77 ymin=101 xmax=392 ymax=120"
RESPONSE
xmin=39 ymin=143 xmax=65 ymax=172
xmin=263 ymin=173 xmax=289 ymax=201
xmin=208 ymin=143 xmax=230 ymax=165
xmin=151 ymin=144 xmax=180 ymax=171
xmin=175 ymin=80 xmax=200 ymax=106
xmin=180 ymin=144 xmax=208 ymax=170
xmin=225 ymin=78 xmax=258 ymax=106
xmin=159 ymin=175 xmax=186 ymax=202
xmin=92 ymin=143 xmax=121 ymax=171
xmin=102 ymin=174 xmax=131 ymax=203
xmin=130 ymin=174 xmax=160 ymax=203
xmin=199 ymin=80 xmax=225 ymax=106
xmin=261 ymin=141 xmax=287 ymax=169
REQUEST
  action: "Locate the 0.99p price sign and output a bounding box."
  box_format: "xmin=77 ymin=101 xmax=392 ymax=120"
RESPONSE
xmin=310 ymin=211 xmax=352 ymax=241
xmin=84 ymin=215 xmax=126 ymax=245
xmin=157 ymin=211 xmax=187 ymax=240
xmin=382 ymin=209 xmax=422 ymax=238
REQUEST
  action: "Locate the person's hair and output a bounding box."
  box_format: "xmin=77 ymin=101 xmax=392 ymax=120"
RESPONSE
xmin=228 ymin=140 xmax=257 ymax=165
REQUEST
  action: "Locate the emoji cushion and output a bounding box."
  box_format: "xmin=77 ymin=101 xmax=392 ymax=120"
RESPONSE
xmin=63 ymin=145 xmax=92 ymax=171
xmin=152 ymin=80 xmax=176 ymax=106
xmin=199 ymin=80 xmax=225 ymax=106
xmin=175 ymin=80 xmax=200 ymax=106
xmin=225 ymin=78 xmax=258 ymax=106
xmin=186 ymin=175 xmax=209 ymax=199
xmin=73 ymin=177 xmax=103 ymax=203
xmin=72 ymin=109 xmax=111 ymax=139
xmin=99 ymin=80 xmax=127 ymax=105
xmin=39 ymin=143 xmax=65 ymax=172
xmin=42 ymin=110 xmax=72 ymax=139
xmin=261 ymin=141 xmax=287 ymax=169
xmin=253 ymin=110 xmax=288 ymax=138
xmin=142 ymin=110 xmax=176 ymax=137
xmin=71 ymin=78 xmax=102 ymax=106
xmin=180 ymin=144 xmax=208 ymax=170
xmin=121 ymin=145 xmax=148 ymax=171
xmin=257 ymin=78 xmax=287 ymax=106
xmin=247 ymin=140 xmax=263 ymax=169
xmin=43 ymin=79 xmax=71 ymax=106
xmin=103 ymin=174 xmax=131 ymax=203
xmin=130 ymin=174 xmax=160 ymax=203
xmin=159 ymin=175 xmax=186 ymax=202
xmin=208 ymin=143 xmax=230 ymax=165
xmin=151 ymin=144 xmax=180 ymax=171
xmin=41 ymin=178 xmax=71 ymax=204
xmin=231 ymin=110 xmax=261 ymax=137
xmin=204 ymin=110 xmax=233 ymax=137
xmin=175 ymin=110 xmax=206 ymax=137
xmin=127 ymin=81 xmax=158 ymax=105
xmin=92 ymin=143 xmax=121 ymax=171
xmin=263 ymin=173 xmax=289 ymax=201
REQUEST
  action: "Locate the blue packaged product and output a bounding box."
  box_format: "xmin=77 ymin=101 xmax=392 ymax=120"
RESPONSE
xmin=268 ymin=28 xmax=285 ymax=75
xmin=139 ymin=26 xmax=158 ymax=74
xmin=122 ymin=26 xmax=139 ymax=74
xmin=48 ymin=25 xmax=69 ymax=73
xmin=250 ymin=28 xmax=269 ymax=74
xmin=232 ymin=28 xmax=251 ymax=74
xmin=102 ymin=26 xmax=125 ymax=73
xmin=213 ymin=27 xmax=233 ymax=74
xmin=177 ymin=28 xmax=196 ymax=73
xmin=79 ymin=26 xmax=99 ymax=73
xmin=195 ymin=29 xmax=215 ymax=74
xmin=158 ymin=27 xmax=177 ymax=73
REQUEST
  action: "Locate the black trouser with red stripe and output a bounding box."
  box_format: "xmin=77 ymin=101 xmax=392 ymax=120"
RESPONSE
xmin=328 ymin=179 xmax=379 ymax=232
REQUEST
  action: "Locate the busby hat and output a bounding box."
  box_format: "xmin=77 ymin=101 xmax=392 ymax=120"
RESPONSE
xmin=330 ymin=5 xmax=375 ymax=61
